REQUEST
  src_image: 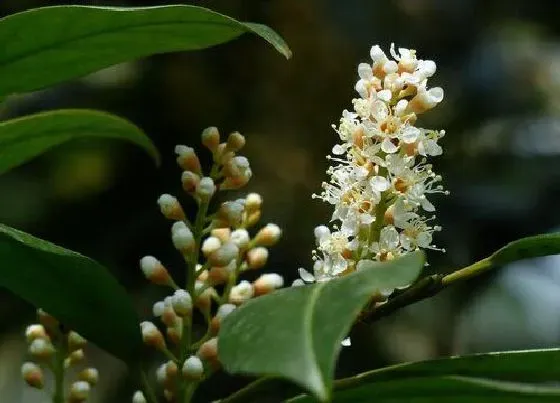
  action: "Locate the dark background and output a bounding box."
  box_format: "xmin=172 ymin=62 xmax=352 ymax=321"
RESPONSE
xmin=1 ymin=0 xmax=560 ymax=401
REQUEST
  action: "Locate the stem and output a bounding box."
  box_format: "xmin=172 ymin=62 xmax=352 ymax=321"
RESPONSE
xmin=140 ymin=369 xmax=159 ymax=403
xmin=52 ymin=335 xmax=66 ymax=403
xmin=217 ymin=377 xmax=276 ymax=403
xmin=361 ymin=256 xmax=494 ymax=323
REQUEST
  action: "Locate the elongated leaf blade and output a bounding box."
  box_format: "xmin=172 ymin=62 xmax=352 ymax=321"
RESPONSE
xmin=219 ymin=252 xmax=425 ymax=402
xmin=0 ymin=224 xmax=142 ymax=361
xmin=491 ymin=233 xmax=560 ymax=266
xmin=0 ymin=109 xmax=158 ymax=174
xmin=0 ymin=5 xmax=291 ymax=97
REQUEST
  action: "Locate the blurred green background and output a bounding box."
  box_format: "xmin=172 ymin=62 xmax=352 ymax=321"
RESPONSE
xmin=2 ymin=0 xmax=560 ymax=401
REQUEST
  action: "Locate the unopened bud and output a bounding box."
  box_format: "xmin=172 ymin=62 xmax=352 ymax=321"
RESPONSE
xmin=69 ymin=381 xmax=90 ymax=402
xmin=153 ymin=301 xmax=165 ymax=317
xmin=197 ymin=337 xmax=219 ymax=363
xmin=195 ymin=282 xmax=214 ymax=311
xmin=218 ymin=201 xmax=244 ymax=227
xmin=133 ymin=391 xmax=147 ymax=403
xmin=246 ymin=247 xmax=269 ymax=270
xmin=201 ymin=127 xmax=220 ymax=152
xmin=210 ymin=304 xmax=236 ymax=334
xmin=29 ymin=338 xmax=55 ymax=359
xmin=208 ymin=265 xmax=230 ymax=286
xmin=226 ymin=131 xmax=246 ymax=152
xmin=230 ymin=229 xmax=250 ymax=249
xmin=166 ymin=323 xmax=182 ymax=345
xmin=25 ymin=324 xmax=47 ymax=343
xmin=210 ymin=228 xmax=231 ymax=243
xmin=157 ymin=194 xmax=185 ymax=221
xmin=175 ymin=145 xmax=202 ymax=174
xmin=140 ymin=321 xmax=166 ymax=350
xmin=197 ymin=269 xmax=209 ymax=282
xmin=209 ymin=242 xmax=239 ymax=266
xmin=68 ymin=331 xmax=87 ymax=352
xmin=166 ymin=360 xmax=178 ymax=378
xmin=37 ymin=309 xmax=58 ymax=332
xmin=156 ymin=363 xmax=167 ymax=384
xmin=21 ymin=362 xmax=44 ymax=389
xmin=407 ymin=87 xmax=444 ymax=114
xmin=204 ymin=235 xmax=224 ymax=256
xmin=246 ymin=210 xmax=261 ymax=227
xmin=181 ymin=171 xmax=200 ymax=193
xmin=254 ymin=223 xmax=282 ymax=246
xmin=254 ymin=273 xmax=284 ymax=296
xmin=140 ymin=256 xmax=173 ymax=287
xmin=229 ymin=280 xmax=254 ymax=305
xmin=221 ymin=156 xmax=252 ymax=190
xmin=171 ymin=222 xmax=195 ymax=253
xmin=171 ymin=289 xmax=192 ymax=316
xmin=65 ymin=349 xmax=85 ymax=368
xmin=78 ymin=368 xmax=99 ymax=385
xmin=182 ymin=355 xmax=204 ymax=380
xmin=245 ymin=193 xmax=262 ymax=212
xmin=161 ymin=297 xmax=179 ymax=327
xmin=195 ymin=177 xmax=216 ymax=201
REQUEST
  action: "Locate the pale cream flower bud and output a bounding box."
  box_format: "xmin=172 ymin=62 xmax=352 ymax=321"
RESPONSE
xmin=157 ymin=194 xmax=185 ymax=220
xmin=132 ymin=391 xmax=147 ymax=403
xmin=69 ymin=381 xmax=90 ymax=402
xmin=21 ymin=362 xmax=43 ymax=389
xmin=166 ymin=321 xmax=183 ymax=345
xmin=210 ymin=228 xmax=231 ymax=243
xmin=201 ymin=127 xmax=220 ymax=152
xmin=245 ymin=193 xmax=262 ymax=212
xmin=140 ymin=321 xmax=166 ymax=350
xmin=152 ymin=301 xmax=165 ymax=317
xmin=246 ymin=247 xmax=268 ymax=270
xmin=209 ymin=242 xmax=239 ymax=266
xmin=197 ymin=337 xmax=219 ymax=365
xmin=171 ymin=289 xmax=192 ymax=317
xmin=218 ymin=201 xmax=244 ymax=227
xmin=65 ymin=349 xmax=85 ymax=368
xmin=195 ymin=177 xmax=216 ymax=201
xmin=140 ymin=256 xmax=173 ymax=287
xmin=254 ymin=273 xmax=284 ymax=296
xmin=156 ymin=363 xmax=167 ymax=384
xmin=181 ymin=170 xmax=200 ymax=193
xmin=166 ymin=360 xmax=178 ymax=379
xmin=68 ymin=331 xmax=87 ymax=352
xmin=210 ymin=303 xmax=236 ymax=334
xmin=182 ymin=355 xmax=204 ymax=380
xmin=230 ymin=229 xmax=250 ymax=249
xmin=161 ymin=297 xmax=179 ymax=327
xmin=171 ymin=222 xmax=195 ymax=253
xmin=201 ymin=236 xmax=222 ymax=257
xmin=221 ymin=156 xmax=252 ymax=190
xmin=208 ymin=266 xmax=230 ymax=286
xmin=254 ymin=223 xmax=282 ymax=246
xmin=29 ymin=338 xmax=55 ymax=359
xmin=226 ymin=131 xmax=246 ymax=152
xmin=195 ymin=281 xmax=214 ymax=310
xmin=25 ymin=324 xmax=47 ymax=343
xmin=229 ymin=280 xmax=254 ymax=304
xmin=175 ymin=145 xmax=202 ymax=174
xmin=78 ymin=368 xmax=99 ymax=385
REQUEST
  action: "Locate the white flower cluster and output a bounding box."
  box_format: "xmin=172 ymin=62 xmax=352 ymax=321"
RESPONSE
xmin=298 ymin=44 xmax=447 ymax=284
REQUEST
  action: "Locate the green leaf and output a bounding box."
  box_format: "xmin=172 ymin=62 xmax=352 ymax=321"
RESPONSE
xmin=0 ymin=109 xmax=158 ymax=174
xmin=491 ymin=233 xmax=560 ymax=266
xmin=289 ymin=348 xmax=560 ymax=402
xmin=289 ymin=376 xmax=560 ymax=402
xmin=0 ymin=5 xmax=291 ymax=97
xmin=0 ymin=223 xmax=142 ymax=361
xmin=219 ymin=252 xmax=425 ymax=402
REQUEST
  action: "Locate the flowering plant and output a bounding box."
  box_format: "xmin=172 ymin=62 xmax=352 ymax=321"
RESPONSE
xmin=0 ymin=3 xmax=559 ymax=403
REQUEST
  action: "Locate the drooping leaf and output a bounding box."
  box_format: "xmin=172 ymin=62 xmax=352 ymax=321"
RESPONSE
xmin=219 ymin=252 xmax=425 ymax=402
xmin=0 ymin=223 xmax=142 ymax=362
xmin=0 ymin=5 xmax=291 ymax=97
xmin=0 ymin=109 xmax=158 ymax=174
xmin=289 ymin=348 xmax=560 ymax=402
xmin=491 ymin=233 xmax=560 ymax=266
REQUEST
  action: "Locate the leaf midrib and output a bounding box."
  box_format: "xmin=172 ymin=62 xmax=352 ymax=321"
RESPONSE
xmin=303 ymin=282 xmax=327 ymax=399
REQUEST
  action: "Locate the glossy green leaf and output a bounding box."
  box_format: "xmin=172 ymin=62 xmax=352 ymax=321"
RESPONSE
xmin=0 ymin=109 xmax=158 ymax=174
xmin=0 ymin=5 xmax=291 ymax=97
xmin=491 ymin=233 xmax=560 ymax=266
xmin=0 ymin=223 xmax=142 ymax=362
xmin=219 ymin=252 xmax=425 ymax=402
xmin=289 ymin=376 xmax=560 ymax=402
xmin=289 ymin=348 xmax=560 ymax=402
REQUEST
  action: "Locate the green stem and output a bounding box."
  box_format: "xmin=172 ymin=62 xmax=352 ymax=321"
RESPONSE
xmin=362 ymin=256 xmax=494 ymax=323
xmin=52 ymin=336 xmax=66 ymax=403
xmin=140 ymin=369 xmax=158 ymax=403
xmin=216 ymin=377 xmax=276 ymax=403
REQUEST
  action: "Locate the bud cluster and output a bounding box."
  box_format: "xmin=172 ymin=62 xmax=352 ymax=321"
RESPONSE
xmin=21 ymin=309 xmax=98 ymax=402
xmin=299 ymin=44 xmax=448 ymax=284
xmin=138 ymin=127 xmax=284 ymax=401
